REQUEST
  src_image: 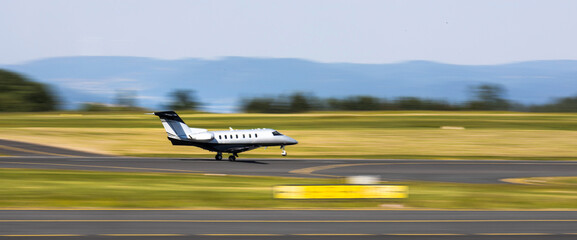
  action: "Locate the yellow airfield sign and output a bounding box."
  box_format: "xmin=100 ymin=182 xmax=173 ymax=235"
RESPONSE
xmin=273 ymin=185 xmax=408 ymax=199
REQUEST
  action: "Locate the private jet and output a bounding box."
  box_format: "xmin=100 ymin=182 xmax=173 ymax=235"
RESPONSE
xmin=151 ymin=111 xmax=298 ymax=161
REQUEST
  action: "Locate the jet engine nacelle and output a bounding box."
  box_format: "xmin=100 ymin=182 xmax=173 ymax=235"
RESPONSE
xmin=189 ymin=132 xmax=214 ymax=141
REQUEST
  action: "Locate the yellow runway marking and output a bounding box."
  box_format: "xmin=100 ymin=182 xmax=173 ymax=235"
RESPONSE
xmin=293 ymin=234 xmax=374 ymax=236
xmin=0 ymin=234 xmax=83 ymax=237
xmin=2 ymin=208 xmax=577 ymax=211
xmin=0 ymin=233 xmax=575 ymax=237
xmin=501 ymin=178 xmax=541 ymax=185
xmin=289 ymin=163 xmax=373 ymax=177
xmin=0 ymin=145 xmax=78 ymax=158
xmin=199 ymin=234 xmax=283 ymax=236
xmin=99 ymin=234 xmax=185 ymax=236
xmin=386 ymin=233 xmax=465 ymax=236
xmin=2 ymin=219 xmax=577 ymax=223
xmin=476 ymin=233 xmax=553 ymax=236
xmin=290 ymin=161 xmax=577 ymax=179
xmin=0 ymin=161 xmax=202 ymax=173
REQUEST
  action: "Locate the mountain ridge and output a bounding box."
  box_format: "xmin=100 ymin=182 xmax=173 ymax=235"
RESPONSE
xmin=2 ymin=56 xmax=577 ymax=112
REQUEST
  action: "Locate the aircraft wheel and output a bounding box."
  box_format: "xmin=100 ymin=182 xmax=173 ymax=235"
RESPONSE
xmin=215 ymin=154 xmax=223 ymax=161
xmin=282 ymin=150 xmax=287 ymax=156
xmin=228 ymin=155 xmax=236 ymax=161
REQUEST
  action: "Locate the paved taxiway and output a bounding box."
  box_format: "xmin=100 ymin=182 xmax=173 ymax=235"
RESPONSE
xmin=2 ymin=156 xmax=577 ymax=183
xmin=2 ymin=139 xmax=577 ymax=239
xmin=1 ymin=210 xmax=577 ymax=239
xmin=2 ymin=139 xmax=577 ymax=183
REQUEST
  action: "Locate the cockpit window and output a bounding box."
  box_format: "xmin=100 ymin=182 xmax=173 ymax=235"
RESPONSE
xmin=272 ymin=131 xmax=283 ymax=136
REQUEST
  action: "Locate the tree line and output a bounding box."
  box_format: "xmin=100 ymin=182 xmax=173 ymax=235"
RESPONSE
xmin=241 ymin=84 xmax=511 ymax=113
xmin=240 ymin=85 xmax=576 ymax=113
xmin=2 ymin=68 xmax=577 ymax=113
xmin=0 ymin=69 xmax=58 ymax=112
xmin=79 ymin=89 xmax=199 ymax=112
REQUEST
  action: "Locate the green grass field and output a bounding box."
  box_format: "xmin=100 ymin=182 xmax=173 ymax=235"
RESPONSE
xmin=2 ymin=111 xmax=577 ymax=209
xmin=2 ymin=169 xmax=577 ymax=209
xmin=1 ymin=111 xmax=577 ymax=159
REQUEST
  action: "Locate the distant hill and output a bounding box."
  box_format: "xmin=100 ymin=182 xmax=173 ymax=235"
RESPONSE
xmin=2 ymin=56 xmax=577 ymax=112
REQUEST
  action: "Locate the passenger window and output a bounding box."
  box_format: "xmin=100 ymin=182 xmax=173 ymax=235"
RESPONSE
xmin=255 ymin=134 xmax=258 ymax=138
xmin=236 ymin=135 xmax=239 ymax=139
xmin=249 ymin=134 xmax=251 ymax=138
xmin=224 ymin=135 xmax=227 ymax=139
xmin=243 ymin=134 xmax=245 ymax=138
xmin=219 ymin=135 xmax=222 ymax=139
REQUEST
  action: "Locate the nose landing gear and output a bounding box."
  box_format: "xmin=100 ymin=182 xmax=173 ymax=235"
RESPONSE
xmin=281 ymin=145 xmax=287 ymax=156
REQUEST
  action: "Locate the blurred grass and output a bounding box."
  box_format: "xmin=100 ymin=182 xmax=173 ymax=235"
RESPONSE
xmin=541 ymin=177 xmax=577 ymax=185
xmin=2 ymin=111 xmax=577 ymax=130
xmin=2 ymin=112 xmax=576 ymax=209
xmin=2 ymin=169 xmax=577 ymax=209
xmin=506 ymin=176 xmax=577 ymax=186
xmin=1 ymin=111 xmax=577 ymax=159
xmin=408 ymin=180 xmax=577 ymax=209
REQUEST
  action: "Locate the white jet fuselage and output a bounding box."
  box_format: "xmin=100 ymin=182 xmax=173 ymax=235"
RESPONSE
xmin=153 ymin=111 xmax=298 ymax=160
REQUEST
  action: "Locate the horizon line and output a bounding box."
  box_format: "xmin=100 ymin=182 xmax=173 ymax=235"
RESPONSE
xmin=3 ymin=55 xmax=577 ymax=67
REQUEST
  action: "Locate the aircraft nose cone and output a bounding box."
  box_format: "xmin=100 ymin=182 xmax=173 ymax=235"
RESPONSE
xmin=286 ymin=136 xmax=298 ymax=145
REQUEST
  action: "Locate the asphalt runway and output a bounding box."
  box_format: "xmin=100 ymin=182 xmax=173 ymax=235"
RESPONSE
xmin=0 ymin=139 xmax=109 ymax=158
xmin=2 ymin=139 xmax=577 ymax=239
xmin=3 ymin=156 xmax=577 ymax=183
xmin=1 ymin=210 xmax=577 ymax=239
xmin=2 ymin=137 xmax=577 ymax=183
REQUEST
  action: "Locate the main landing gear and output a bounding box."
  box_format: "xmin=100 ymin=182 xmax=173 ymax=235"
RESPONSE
xmin=216 ymin=152 xmax=238 ymax=161
xmin=228 ymin=153 xmax=239 ymax=161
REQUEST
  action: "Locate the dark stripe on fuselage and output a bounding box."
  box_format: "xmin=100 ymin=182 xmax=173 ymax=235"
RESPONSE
xmin=167 ymin=138 xmax=261 ymax=153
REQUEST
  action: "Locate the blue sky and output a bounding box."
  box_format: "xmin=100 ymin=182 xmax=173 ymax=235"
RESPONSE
xmin=1 ymin=0 xmax=576 ymax=65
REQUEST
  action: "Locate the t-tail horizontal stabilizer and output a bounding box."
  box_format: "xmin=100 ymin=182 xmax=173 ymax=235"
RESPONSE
xmin=152 ymin=111 xmax=208 ymax=141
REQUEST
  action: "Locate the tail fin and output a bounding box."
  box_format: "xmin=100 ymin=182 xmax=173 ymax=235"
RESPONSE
xmin=153 ymin=111 xmax=207 ymax=140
